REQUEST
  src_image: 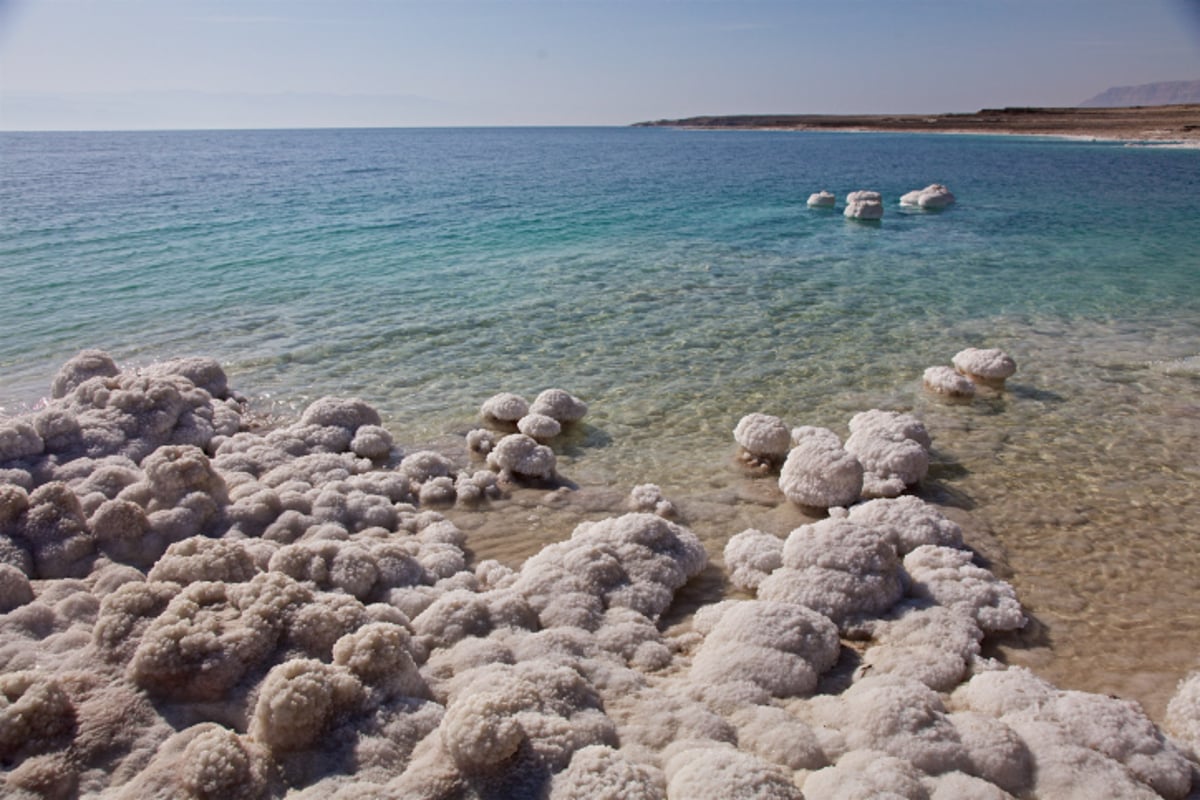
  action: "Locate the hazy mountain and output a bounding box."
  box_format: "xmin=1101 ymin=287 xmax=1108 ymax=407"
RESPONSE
xmin=1080 ymin=80 xmax=1200 ymax=107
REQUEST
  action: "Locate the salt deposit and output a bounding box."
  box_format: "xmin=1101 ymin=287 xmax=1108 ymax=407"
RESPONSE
xmin=900 ymin=183 xmax=957 ymax=209
xmin=807 ymin=190 xmax=836 ymax=208
xmin=0 ymin=350 xmax=1195 ymax=799
xmin=953 ymin=346 xmax=1018 ymax=387
xmin=844 ymin=190 xmax=884 ymax=220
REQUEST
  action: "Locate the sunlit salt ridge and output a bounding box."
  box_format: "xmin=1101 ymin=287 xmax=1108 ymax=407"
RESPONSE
xmin=0 ymin=350 xmax=1197 ymax=798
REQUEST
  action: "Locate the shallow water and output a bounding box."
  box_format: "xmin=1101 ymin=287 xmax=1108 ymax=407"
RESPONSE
xmin=2 ymin=127 xmax=1198 ymax=720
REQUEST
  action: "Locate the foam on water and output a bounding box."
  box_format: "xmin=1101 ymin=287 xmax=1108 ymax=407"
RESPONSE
xmin=2 ymin=127 xmax=1198 ymax=720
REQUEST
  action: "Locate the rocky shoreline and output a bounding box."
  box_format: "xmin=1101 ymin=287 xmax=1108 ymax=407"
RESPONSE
xmin=634 ymin=104 xmax=1200 ymax=142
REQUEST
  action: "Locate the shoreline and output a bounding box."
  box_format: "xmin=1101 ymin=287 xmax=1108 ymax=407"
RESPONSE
xmin=634 ymin=104 xmax=1200 ymax=143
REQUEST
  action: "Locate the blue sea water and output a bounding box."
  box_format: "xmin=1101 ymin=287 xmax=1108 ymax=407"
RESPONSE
xmin=2 ymin=128 xmax=1197 ymax=440
xmin=2 ymin=127 xmax=1199 ymax=711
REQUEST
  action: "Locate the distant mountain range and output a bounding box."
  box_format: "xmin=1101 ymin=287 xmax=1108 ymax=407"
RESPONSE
xmin=1080 ymin=80 xmax=1200 ymax=108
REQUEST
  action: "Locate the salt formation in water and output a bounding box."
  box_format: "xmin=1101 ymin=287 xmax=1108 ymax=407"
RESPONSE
xmin=807 ymin=190 xmax=836 ymax=208
xmin=0 ymin=350 xmax=1196 ymax=799
xmin=900 ymin=183 xmax=957 ymax=209
xmin=516 ymin=413 xmax=561 ymax=442
xmin=843 ymin=190 xmax=884 ymax=220
xmin=480 ymin=392 xmax=529 ymax=424
xmin=845 ymin=410 xmax=931 ymax=499
xmin=528 ymin=388 xmax=589 ymax=423
xmin=923 ymin=365 xmax=978 ymax=399
xmin=778 ymin=428 xmax=864 ymax=508
xmin=1166 ymin=672 xmax=1200 ymax=756
xmin=953 ymin=347 xmax=1018 ymax=388
xmin=738 ymin=410 xmax=931 ymax=506
xmin=733 ymin=413 xmax=792 ymax=468
xmin=473 ymin=386 xmax=589 ymax=482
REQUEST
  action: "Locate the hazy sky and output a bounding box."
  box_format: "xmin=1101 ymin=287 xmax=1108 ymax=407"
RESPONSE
xmin=2 ymin=0 xmax=1199 ymax=129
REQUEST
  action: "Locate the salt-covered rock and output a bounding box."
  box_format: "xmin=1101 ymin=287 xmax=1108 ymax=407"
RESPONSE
xmin=778 ymin=430 xmax=862 ymax=508
xmin=486 ymin=434 xmax=556 ymax=481
xmin=529 ymin=388 xmax=588 ymax=423
xmin=517 ymin=413 xmax=562 ymax=442
xmin=480 ymin=392 xmax=529 ymax=423
xmin=952 ymin=347 xmax=1017 ymax=387
xmin=807 ymin=190 xmax=836 ymax=208
xmin=923 ymin=365 xmax=977 ymax=399
xmin=733 ymin=413 xmax=791 ymax=461
xmin=900 ymin=183 xmax=956 ymax=209
xmin=844 ymin=190 xmax=883 ymax=220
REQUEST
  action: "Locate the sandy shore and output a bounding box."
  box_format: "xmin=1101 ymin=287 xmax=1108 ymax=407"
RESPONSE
xmin=634 ymin=104 xmax=1200 ymax=142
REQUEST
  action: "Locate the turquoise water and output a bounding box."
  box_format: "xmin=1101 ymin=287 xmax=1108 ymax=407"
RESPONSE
xmin=2 ymin=127 xmax=1199 ymax=714
xmin=2 ymin=129 xmax=1197 ymax=427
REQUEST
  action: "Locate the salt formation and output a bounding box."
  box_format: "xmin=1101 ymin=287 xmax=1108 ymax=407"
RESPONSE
xmin=900 ymin=183 xmax=956 ymax=209
xmin=923 ymin=365 xmax=977 ymax=399
xmin=486 ymin=433 xmax=557 ymax=482
xmin=843 ymin=409 xmax=931 ymax=499
xmin=843 ymin=190 xmax=884 ymax=220
xmin=732 ymin=412 xmax=791 ymax=467
xmin=627 ymin=483 xmax=677 ymax=518
xmin=479 ymin=392 xmax=528 ymax=424
xmin=528 ymin=388 xmax=588 ymax=423
xmin=952 ymin=347 xmax=1017 ymax=388
xmin=472 ymin=386 xmax=589 ymax=485
xmin=0 ymin=350 xmax=1196 ymax=800
xmin=807 ymin=190 xmax=836 ymax=208
xmin=1166 ymin=672 xmax=1200 ymax=756
xmin=777 ymin=427 xmax=863 ymax=508
xmin=516 ymin=413 xmax=561 ymax=442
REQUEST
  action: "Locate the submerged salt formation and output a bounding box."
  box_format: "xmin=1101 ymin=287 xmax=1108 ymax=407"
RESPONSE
xmin=844 ymin=410 xmax=931 ymax=499
xmin=953 ymin=347 xmax=1017 ymax=388
xmin=778 ymin=428 xmax=863 ymax=509
xmin=844 ymin=190 xmax=884 ymax=220
xmin=0 ymin=350 xmax=1195 ymax=799
xmin=923 ymin=365 xmax=977 ymax=399
xmin=733 ymin=413 xmax=791 ymax=468
xmin=807 ymin=190 xmax=836 ymax=208
xmin=900 ymin=183 xmax=956 ymax=209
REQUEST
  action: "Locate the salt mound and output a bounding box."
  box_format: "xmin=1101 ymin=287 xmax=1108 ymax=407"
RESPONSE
xmin=923 ymin=365 xmax=977 ymax=399
xmin=807 ymin=190 xmax=836 ymax=208
xmin=844 ymin=190 xmax=884 ymax=220
xmin=0 ymin=350 xmax=1195 ymax=800
xmin=953 ymin=347 xmax=1017 ymax=387
xmin=733 ymin=412 xmax=791 ymax=465
xmin=900 ymin=183 xmax=956 ymax=209
xmin=777 ymin=429 xmax=863 ymax=508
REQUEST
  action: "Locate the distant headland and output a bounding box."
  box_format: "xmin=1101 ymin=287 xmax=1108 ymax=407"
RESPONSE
xmin=633 ymin=104 xmax=1200 ymax=142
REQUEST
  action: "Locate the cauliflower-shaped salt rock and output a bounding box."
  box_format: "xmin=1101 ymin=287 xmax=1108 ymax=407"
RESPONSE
xmin=248 ymin=658 xmax=364 ymax=752
xmin=807 ymin=190 xmax=836 ymax=208
xmin=923 ymin=365 xmax=977 ymax=399
xmin=529 ymin=388 xmax=588 ymax=423
xmin=847 ymin=495 xmax=963 ymax=556
xmin=778 ymin=432 xmax=862 ymax=509
xmin=487 ymin=434 xmax=556 ymax=481
xmin=844 ymin=190 xmax=883 ymax=220
xmin=900 ymin=183 xmax=956 ymax=209
xmin=298 ymin=396 xmax=382 ymax=430
xmin=733 ymin=413 xmax=792 ymax=463
xmin=690 ymin=599 xmax=840 ymax=697
xmin=50 ymin=349 xmax=120 ymax=399
xmin=723 ymin=529 xmax=784 ymax=591
xmin=952 ymin=347 xmax=1017 ymax=387
xmin=517 ymin=413 xmax=562 ymax=442
xmin=903 ymin=545 xmax=1025 ymax=633
xmin=758 ymin=516 xmax=903 ymax=627
xmin=480 ymin=392 xmax=529 ymax=423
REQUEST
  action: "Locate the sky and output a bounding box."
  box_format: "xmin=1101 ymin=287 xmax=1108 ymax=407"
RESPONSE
xmin=1 ymin=0 xmax=1199 ymax=130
